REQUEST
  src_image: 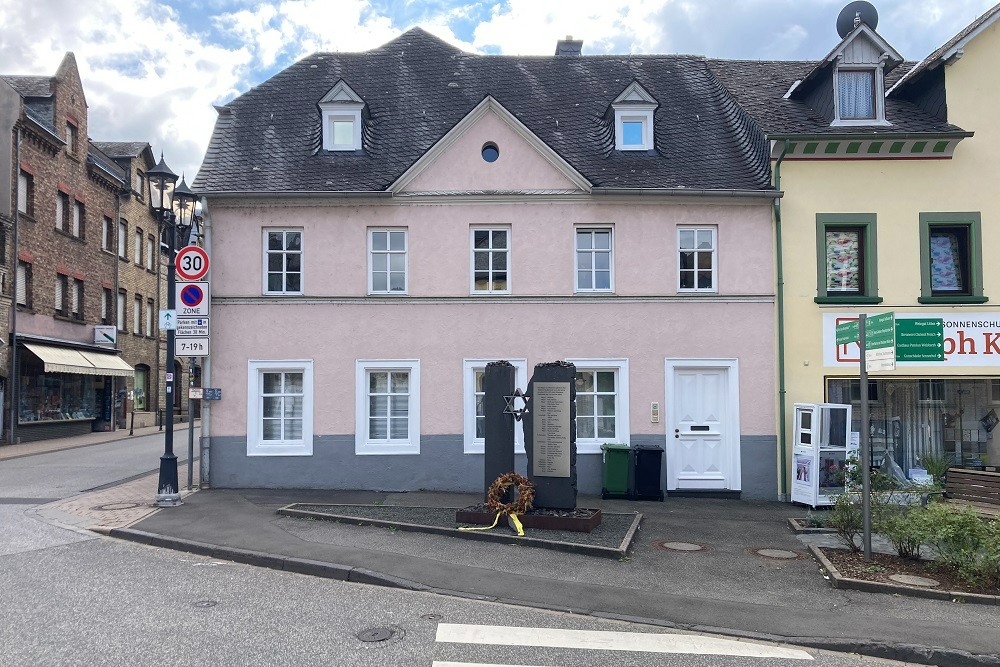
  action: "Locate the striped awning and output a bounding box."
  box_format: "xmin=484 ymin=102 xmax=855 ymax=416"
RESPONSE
xmin=25 ymin=344 xmax=135 ymax=377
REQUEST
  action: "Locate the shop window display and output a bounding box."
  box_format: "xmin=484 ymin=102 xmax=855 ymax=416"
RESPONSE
xmin=827 ymin=377 xmax=998 ymax=475
xmin=19 ymin=373 xmax=97 ymax=422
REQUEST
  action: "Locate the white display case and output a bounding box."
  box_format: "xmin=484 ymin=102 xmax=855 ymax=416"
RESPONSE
xmin=791 ymin=402 xmax=856 ymax=508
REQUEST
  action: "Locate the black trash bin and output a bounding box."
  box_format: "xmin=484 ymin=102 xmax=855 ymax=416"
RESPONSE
xmin=631 ymin=444 xmax=664 ymax=501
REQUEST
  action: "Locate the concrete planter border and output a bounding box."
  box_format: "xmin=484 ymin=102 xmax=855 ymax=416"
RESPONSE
xmin=809 ymin=545 xmax=1000 ymax=607
xmin=787 ymin=517 xmax=836 ymax=534
xmin=277 ymin=503 xmax=642 ymax=560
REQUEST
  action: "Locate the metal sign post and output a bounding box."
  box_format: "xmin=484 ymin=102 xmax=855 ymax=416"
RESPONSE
xmin=187 ymin=359 xmax=196 ymax=491
xmin=858 ymin=314 xmax=873 ymax=561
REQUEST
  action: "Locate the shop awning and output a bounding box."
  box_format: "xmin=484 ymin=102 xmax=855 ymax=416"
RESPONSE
xmin=25 ymin=344 xmax=135 ymax=377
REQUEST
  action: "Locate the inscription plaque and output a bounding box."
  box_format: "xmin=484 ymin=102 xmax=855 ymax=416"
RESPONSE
xmin=532 ymin=382 xmax=571 ymax=478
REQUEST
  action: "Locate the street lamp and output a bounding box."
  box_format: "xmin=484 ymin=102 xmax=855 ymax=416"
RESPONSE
xmin=147 ymin=154 xmax=197 ymax=507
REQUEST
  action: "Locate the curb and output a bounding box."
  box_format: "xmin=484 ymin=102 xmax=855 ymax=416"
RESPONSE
xmin=102 ymin=527 xmax=1000 ymax=666
xmin=276 ymin=504 xmax=642 ymax=559
xmin=786 ymin=517 xmax=836 ymax=535
xmin=809 ymin=545 xmax=1000 ymax=607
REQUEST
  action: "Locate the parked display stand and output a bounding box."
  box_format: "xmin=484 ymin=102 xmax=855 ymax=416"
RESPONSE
xmin=791 ymin=402 xmax=856 ymax=507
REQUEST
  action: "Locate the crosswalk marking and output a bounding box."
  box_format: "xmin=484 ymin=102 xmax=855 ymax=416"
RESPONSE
xmin=435 ymin=624 xmax=814 ymax=661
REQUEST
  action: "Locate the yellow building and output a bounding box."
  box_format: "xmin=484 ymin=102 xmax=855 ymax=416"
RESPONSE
xmin=715 ymin=4 xmax=1000 ymax=498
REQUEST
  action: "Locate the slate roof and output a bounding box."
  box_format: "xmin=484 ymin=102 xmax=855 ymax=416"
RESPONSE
xmin=92 ymin=141 xmax=150 ymax=159
xmin=890 ymin=2 xmax=1000 ymax=95
xmin=706 ymin=59 xmax=964 ymax=137
xmin=87 ymin=141 xmax=127 ymax=184
xmin=0 ymin=75 xmax=52 ymax=98
xmin=194 ymin=28 xmax=771 ymax=194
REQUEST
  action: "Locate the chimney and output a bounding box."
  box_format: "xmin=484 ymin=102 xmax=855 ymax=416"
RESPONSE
xmin=555 ymin=35 xmax=583 ymax=56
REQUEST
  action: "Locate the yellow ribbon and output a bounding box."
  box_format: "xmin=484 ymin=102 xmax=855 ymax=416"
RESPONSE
xmin=458 ymin=511 xmax=525 ymax=537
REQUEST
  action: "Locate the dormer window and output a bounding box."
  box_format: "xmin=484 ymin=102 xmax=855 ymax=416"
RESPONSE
xmin=612 ymin=82 xmax=657 ymax=151
xmin=319 ymin=80 xmax=365 ymax=152
xmin=828 ymin=24 xmax=900 ymax=127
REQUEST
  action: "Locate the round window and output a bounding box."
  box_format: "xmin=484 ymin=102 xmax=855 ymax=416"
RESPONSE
xmin=481 ymin=142 xmax=499 ymax=163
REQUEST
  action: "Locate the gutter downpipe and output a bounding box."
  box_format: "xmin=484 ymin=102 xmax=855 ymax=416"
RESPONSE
xmin=8 ymin=127 xmax=21 ymax=444
xmin=773 ymin=139 xmax=790 ymax=501
xmin=199 ymin=196 xmax=211 ymax=487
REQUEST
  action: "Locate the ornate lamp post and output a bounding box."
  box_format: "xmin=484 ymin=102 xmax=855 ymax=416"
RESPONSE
xmin=147 ymin=154 xmax=197 ymax=507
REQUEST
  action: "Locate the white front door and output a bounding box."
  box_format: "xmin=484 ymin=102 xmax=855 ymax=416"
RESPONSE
xmin=665 ymin=360 xmax=741 ymax=491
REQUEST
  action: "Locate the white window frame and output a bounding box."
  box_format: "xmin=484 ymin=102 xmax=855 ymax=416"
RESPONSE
xmin=614 ymin=107 xmax=655 ymax=151
xmin=17 ymin=171 xmax=30 ymax=215
xmin=146 ymin=298 xmax=154 ymax=336
xmin=832 ymin=64 xmax=890 ymax=127
xmin=134 ymin=229 xmax=143 ymax=266
xmin=368 ymin=228 xmax=408 ymax=295
xmin=117 ymin=291 xmax=125 ymax=331
xmin=469 ymin=226 xmax=511 ymax=294
xmin=133 ymin=295 xmax=141 ymax=332
xmin=574 ymin=227 xmax=614 ymax=293
xmin=676 ymin=226 xmax=718 ymax=293
xmin=355 ymin=359 xmax=420 ymax=455
xmin=246 ymin=360 xmax=314 ymax=456
xmin=319 ymin=81 xmax=365 ymax=152
xmin=72 ymin=201 xmax=83 ymax=237
xmin=463 ymin=358 xmax=528 ymax=454
xmin=118 ymin=220 xmax=127 ymax=259
xmin=147 ymin=234 xmax=155 ymax=270
xmin=262 ymin=228 xmax=304 ymax=295
xmin=565 ymin=357 xmax=630 ymax=454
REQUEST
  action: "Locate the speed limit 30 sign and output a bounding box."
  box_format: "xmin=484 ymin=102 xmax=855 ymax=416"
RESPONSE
xmin=176 ymin=246 xmax=210 ymax=281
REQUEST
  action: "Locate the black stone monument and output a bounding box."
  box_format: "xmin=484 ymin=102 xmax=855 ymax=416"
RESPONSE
xmin=523 ymin=361 xmax=577 ymax=509
xmin=482 ymin=361 xmax=516 ymax=502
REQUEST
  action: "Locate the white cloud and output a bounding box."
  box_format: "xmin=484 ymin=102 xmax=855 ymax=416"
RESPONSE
xmin=0 ymin=0 xmax=251 ymax=182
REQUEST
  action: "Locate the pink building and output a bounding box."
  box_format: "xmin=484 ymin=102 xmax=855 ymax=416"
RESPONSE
xmin=194 ymin=30 xmax=779 ymax=498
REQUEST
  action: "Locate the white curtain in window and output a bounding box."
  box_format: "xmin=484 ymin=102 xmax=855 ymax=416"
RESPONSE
xmin=838 ymin=70 xmax=875 ymax=120
xmin=17 ymin=173 xmax=28 ymax=213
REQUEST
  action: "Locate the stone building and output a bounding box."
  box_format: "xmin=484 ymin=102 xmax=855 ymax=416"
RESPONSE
xmin=0 ymin=53 xmax=141 ymax=442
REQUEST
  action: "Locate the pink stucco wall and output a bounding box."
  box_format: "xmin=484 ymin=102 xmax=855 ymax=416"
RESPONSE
xmin=208 ymin=300 xmax=775 ymax=437
xmin=206 ymin=106 xmax=775 ymax=444
xmin=213 ymin=200 xmax=774 ymax=299
xmin=401 ymin=110 xmax=580 ymax=192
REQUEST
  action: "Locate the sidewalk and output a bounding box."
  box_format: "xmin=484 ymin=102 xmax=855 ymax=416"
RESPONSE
xmin=82 ymin=487 xmax=1000 ymax=667
xmin=0 ymin=420 xmax=200 ymax=461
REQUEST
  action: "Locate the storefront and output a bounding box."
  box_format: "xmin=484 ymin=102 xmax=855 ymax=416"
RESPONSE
xmin=819 ymin=313 xmax=1000 ymax=480
xmin=826 ymin=376 xmax=999 ymax=475
xmin=16 ymin=339 xmax=135 ymax=443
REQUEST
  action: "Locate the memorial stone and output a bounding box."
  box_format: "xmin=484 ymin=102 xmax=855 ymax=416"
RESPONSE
xmin=523 ymin=361 xmax=577 ymax=509
xmin=483 ymin=361 xmax=517 ymax=502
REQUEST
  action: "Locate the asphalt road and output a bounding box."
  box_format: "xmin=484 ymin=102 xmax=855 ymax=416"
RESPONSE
xmin=0 ymin=437 xmax=917 ymax=667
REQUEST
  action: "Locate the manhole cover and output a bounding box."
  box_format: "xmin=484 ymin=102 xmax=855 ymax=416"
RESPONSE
xmin=357 ymin=627 xmax=393 ymax=642
xmin=92 ymin=502 xmax=145 ymax=511
xmin=421 ymin=613 xmax=443 ymax=621
xmin=755 ymin=548 xmax=800 ymax=560
xmin=652 ymin=540 xmax=706 ymax=552
xmin=192 ymin=600 xmax=218 ymax=608
xmin=889 ymin=574 xmax=940 ymax=588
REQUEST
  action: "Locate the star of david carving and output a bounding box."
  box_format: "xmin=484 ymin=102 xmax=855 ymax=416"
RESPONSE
xmin=503 ymin=388 xmax=530 ymax=422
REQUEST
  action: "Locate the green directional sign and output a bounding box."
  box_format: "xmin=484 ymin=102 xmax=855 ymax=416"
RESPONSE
xmin=836 ymin=319 xmax=860 ymax=345
xmin=896 ymin=318 xmax=945 ymax=362
xmin=865 ymin=312 xmax=895 ymax=349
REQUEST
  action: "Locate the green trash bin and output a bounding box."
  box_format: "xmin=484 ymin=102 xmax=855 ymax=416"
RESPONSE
xmin=601 ymin=443 xmax=630 ymax=499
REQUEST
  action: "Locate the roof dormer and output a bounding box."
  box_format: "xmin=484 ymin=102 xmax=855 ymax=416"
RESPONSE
xmin=829 ymin=23 xmax=901 ymax=126
xmin=612 ymin=82 xmax=657 ymax=151
xmin=319 ymin=80 xmax=365 ymax=151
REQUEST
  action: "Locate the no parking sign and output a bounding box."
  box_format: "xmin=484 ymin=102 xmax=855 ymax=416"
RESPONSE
xmin=175 ymin=281 xmax=210 ymax=316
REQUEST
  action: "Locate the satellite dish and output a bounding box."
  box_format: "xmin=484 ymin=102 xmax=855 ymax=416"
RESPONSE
xmin=837 ymin=1 xmax=879 ymax=38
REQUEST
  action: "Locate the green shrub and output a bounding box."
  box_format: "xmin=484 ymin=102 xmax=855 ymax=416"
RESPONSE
xmin=874 ymin=504 xmax=927 ymax=560
xmin=917 ymin=501 xmax=996 ymax=586
xmin=829 ymin=493 xmax=863 ymax=552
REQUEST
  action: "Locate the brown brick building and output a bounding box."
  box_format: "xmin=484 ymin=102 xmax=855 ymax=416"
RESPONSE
xmin=0 ymin=53 xmax=192 ymax=443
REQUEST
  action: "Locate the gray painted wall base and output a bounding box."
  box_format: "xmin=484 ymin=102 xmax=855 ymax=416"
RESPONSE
xmin=210 ymin=433 xmax=780 ymax=500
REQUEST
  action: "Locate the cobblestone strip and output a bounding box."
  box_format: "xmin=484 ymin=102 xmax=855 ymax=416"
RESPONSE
xmin=33 ymin=458 xmax=200 ymax=532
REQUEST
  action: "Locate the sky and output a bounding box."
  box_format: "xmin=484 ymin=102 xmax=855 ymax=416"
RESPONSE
xmin=0 ymin=0 xmax=995 ymax=181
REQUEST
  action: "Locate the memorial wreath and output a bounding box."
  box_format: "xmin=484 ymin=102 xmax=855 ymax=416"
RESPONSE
xmin=459 ymin=472 xmax=535 ymax=537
